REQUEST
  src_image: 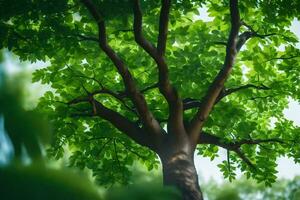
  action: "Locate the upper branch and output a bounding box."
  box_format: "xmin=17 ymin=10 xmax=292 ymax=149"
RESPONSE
xmin=133 ymin=0 xmax=158 ymax=58
xmin=183 ymin=83 xmax=270 ymax=110
xmin=133 ymin=0 xmax=184 ymax=135
xmin=188 ymin=0 xmax=241 ymax=146
xmin=236 ymin=21 xmax=277 ymax=51
xmin=67 ymin=84 xmax=137 ymax=114
xmin=157 ymin=0 xmax=171 ymax=56
xmin=265 ymin=54 xmax=300 ymax=62
xmin=217 ymin=83 xmax=270 ymax=101
xmin=80 ymin=0 xmax=163 ymax=141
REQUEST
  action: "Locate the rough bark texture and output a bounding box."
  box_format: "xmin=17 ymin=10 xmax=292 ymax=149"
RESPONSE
xmin=157 ymin=133 xmax=203 ymax=200
xmin=160 ymin=150 xmax=203 ymax=200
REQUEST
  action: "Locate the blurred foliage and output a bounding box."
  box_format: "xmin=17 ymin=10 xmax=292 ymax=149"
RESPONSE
xmin=0 ymin=165 xmax=102 ymax=200
xmin=0 ymin=69 xmax=50 ymax=162
xmin=204 ymin=176 xmax=300 ymax=200
xmin=103 ymin=162 xmax=182 ymax=199
xmin=0 ymin=0 xmax=300 ymax=191
xmin=0 ymin=163 xmax=181 ymax=200
xmin=0 ymin=66 xmax=99 ymax=199
xmin=106 ymin=185 xmax=181 ymax=200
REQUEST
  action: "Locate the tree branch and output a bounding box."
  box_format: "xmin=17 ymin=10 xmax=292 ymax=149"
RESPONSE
xmin=236 ymin=31 xmax=276 ymax=52
xmin=235 ymin=148 xmax=256 ymax=169
xmin=182 ymin=83 xmax=270 ymax=110
xmin=118 ymin=82 xmax=158 ymax=98
xmin=157 ymin=0 xmax=171 ymax=56
xmin=80 ymin=0 xmax=162 ymax=138
xmin=198 ymin=131 xmax=284 ymax=148
xmin=133 ymin=0 xmax=158 ymax=58
xmin=68 ymin=96 xmax=89 ymax=105
xmin=74 ymin=34 xmax=99 ymax=42
xmin=265 ymin=55 xmax=300 ymax=62
xmin=241 ymin=21 xmax=277 ymax=40
xmin=91 ymin=98 xmax=157 ymax=150
xmin=236 ymin=31 xmax=255 ymax=52
xmin=235 ymin=21 xmax=277 ymax=51
xmin=198 ymin=131 xmax=284 ymax=169
xmin=218 ymin=83 xmax=270 ymax=100
xmin=67 ymin=88 xmax=136 ymax=114
xmin=140 ymin=83 xmax=158 ymax=93
xmin=113 ymin=139 xmax=124 ymax=180
xmin=117 ymin=139 xmax=149 ymax=160
xmin=96 ymin=138 xmax=113 ymax=157
xmin=188 ymin=0 xmax=240 ymax=146
xmin=133 ymin=0 xmax=184 ymax=136
xmin=227 ymin=150 xmax=231 ymax=172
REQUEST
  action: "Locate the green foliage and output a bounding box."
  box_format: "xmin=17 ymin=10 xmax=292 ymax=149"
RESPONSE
xmin=1 ymin=0 xmax=299 ymax=187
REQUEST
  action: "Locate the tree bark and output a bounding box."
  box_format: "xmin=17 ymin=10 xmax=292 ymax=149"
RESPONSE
xmin=159 ymin=148 xmax=203 ymax=200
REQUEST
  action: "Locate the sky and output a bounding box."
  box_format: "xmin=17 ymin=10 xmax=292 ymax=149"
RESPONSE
xmin=0 ymin=4 xmax=300 ymax=183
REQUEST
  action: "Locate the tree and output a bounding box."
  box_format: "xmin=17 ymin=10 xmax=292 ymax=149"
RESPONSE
xmin=1 ymin=0 xmax=300 ymax=199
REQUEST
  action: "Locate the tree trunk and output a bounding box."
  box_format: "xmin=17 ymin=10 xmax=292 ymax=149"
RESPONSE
xmin=160 ymin=150 xmax=203 ymax=200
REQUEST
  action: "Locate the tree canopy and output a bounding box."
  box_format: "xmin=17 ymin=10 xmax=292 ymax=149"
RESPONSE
xmin=1 ymin=0 xmax=300 ymax=198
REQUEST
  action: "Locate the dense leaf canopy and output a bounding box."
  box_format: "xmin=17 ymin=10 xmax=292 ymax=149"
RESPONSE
xmin=1 ymin=0 xmax=300 ymax=188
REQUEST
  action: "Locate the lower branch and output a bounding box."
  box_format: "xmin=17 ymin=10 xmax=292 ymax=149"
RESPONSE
xmin=198 ymin=131 xmax=284 ymax=169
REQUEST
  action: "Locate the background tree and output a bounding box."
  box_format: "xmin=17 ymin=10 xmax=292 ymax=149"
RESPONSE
xmin=1 ymin=0 xmax=300 ymax=199
xmin=203 ymin=176 xmax=300 ymax=200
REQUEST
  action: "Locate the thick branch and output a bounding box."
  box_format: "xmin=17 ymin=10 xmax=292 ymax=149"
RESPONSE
xmin=188 ymin=0 xmax=240 ymax=146
xmin=69 ymin=97 xmax=155 ymax=149
xmin=133 ymin=0 xmax=158 ymax=58
xmin=133 ymin=0 xmax=184 ymax=135
xmin=92 ymin=99 xmax=156 ymax=150
xmin=80 ymin=0 xmax=162 ymax=137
